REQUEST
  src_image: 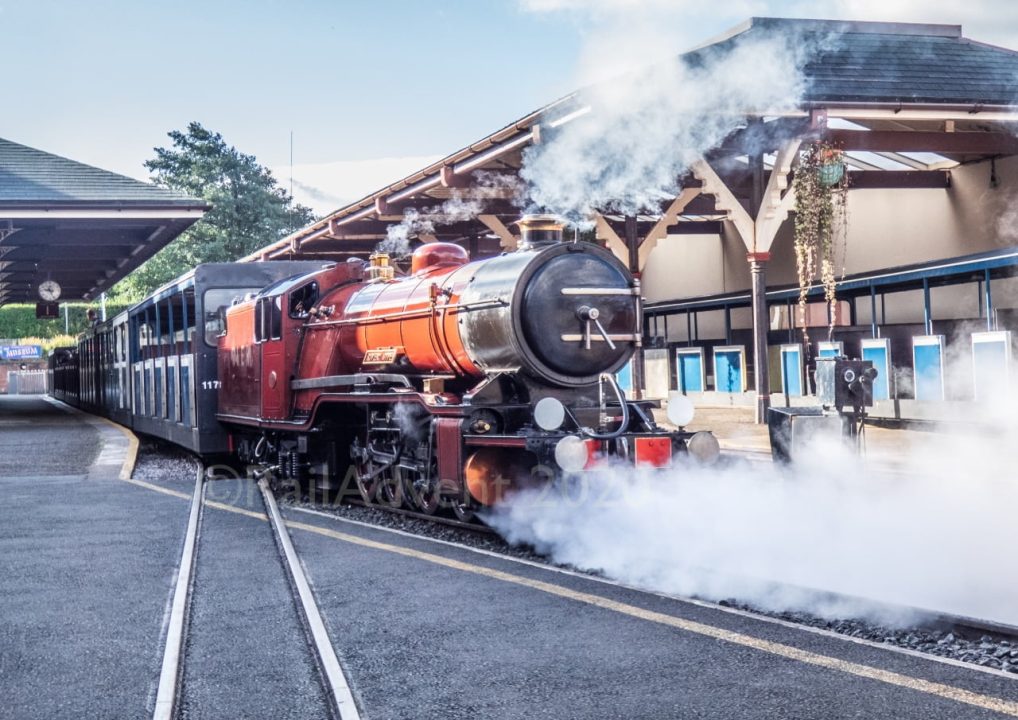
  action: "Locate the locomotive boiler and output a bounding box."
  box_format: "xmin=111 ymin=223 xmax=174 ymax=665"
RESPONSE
xmin=217 ymin=215 xmax=718 ymax=520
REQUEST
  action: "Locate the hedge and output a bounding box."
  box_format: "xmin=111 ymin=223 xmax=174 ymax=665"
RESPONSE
xmin=0 ymin=302 xmax=132 ymax=342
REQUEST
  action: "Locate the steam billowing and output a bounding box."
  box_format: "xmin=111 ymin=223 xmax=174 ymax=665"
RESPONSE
xmin=376 ymin=171 xmax=525 ymax=256
xmin=521 ymin=35 xmax=806 ymax=220
xmin=488 ymin=346 xmax=1018 ymax=628
xmin=479 ymin=3 xmax=1018 ymax=628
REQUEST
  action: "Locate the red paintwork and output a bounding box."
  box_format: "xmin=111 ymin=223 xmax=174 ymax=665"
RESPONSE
xmin=634 ymin=436 xmax=673 ymax=468
xmin=410 ymin=242 xmax=468 ymax=275
xmin=218 ymin=246 xmax=487 ymax=425
xmin=218 ymin=303 xmax=260 ymax=418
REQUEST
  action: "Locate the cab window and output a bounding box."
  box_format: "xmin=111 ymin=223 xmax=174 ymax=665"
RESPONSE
xmin=289 ymin=282 xmax=318 ymax=318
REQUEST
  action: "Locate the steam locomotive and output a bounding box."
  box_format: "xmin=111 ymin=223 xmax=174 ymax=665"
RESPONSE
xmin=50 ymin=215 xmax=718 ymax=521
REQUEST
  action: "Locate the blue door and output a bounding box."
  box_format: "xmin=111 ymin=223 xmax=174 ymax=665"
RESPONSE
xmin=714 ymin=348 xmax=744 ymax=393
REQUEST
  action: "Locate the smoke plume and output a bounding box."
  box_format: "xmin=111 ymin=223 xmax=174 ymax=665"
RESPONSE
xmin=377 ymin=172 xmax=526 ymax=257
xmin=489 ymin=330 xmax=1018 ymax=628
xmin=488 ymin=421 xmax=1018 ymax=627
xmin=518 ymin=7 xmax=807 ymax=219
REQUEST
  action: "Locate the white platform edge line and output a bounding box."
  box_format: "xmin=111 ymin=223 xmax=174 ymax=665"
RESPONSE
xmin=152 ymin=467 xmax=205 ymax=720
xmin=260 ymin=482 xmax=361 ymax=720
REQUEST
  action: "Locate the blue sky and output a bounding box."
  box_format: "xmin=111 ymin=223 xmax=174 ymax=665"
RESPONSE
xmin=4 ymin=0 xmax=1017 ymax=213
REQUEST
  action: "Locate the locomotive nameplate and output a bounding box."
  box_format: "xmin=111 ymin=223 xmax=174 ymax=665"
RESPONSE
xmin=363 ymin=347 xmax=400 ymax=365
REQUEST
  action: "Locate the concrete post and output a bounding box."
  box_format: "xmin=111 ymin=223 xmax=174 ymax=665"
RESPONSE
xmin=748 ymin=251 xmax=771 ymax=424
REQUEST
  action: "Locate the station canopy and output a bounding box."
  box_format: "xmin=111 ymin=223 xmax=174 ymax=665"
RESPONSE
xmin=249 ymin=17 xmax=1018 ymax=266
xmin=0 ymin=138 xmax=207 ymax=305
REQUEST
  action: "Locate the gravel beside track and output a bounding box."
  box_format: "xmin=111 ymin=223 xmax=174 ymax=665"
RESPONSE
xmin=133 ymin=438 xmax=201 ymax=486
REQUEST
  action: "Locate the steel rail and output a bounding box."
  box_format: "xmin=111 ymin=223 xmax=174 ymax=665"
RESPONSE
xmin=258 ymin=479 xmax=362 ymax=720
xmin=152 ymin=464 xmax=205 ymax=720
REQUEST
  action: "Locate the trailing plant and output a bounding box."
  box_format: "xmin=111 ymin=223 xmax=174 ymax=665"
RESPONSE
xmin=792 ymin=141 xmax=849 ymax=345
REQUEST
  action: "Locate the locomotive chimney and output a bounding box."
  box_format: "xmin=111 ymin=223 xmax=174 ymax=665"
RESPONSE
xmin=516 ymin=214 xmax=565 ymax=250
xmin=367 ymin=251 xmax=395 ymax=281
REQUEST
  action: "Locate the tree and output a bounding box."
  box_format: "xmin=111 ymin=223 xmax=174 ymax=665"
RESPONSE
xmin=110 ymin=122 xmax=316 ymax=298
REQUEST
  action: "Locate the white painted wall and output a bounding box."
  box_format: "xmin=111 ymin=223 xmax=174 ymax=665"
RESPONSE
xmin=642 ymin=156 xmax=1018 ymax=308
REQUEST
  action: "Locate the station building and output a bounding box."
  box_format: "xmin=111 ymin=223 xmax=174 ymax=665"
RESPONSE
xmin=254 ymin=17 xmax=1018 ymax=422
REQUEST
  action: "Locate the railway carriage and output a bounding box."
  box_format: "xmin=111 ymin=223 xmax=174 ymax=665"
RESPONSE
xmin=66 ymin=261 xmax=330 ymax=454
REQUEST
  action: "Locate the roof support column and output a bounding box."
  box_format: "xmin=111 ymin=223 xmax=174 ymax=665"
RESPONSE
xmin=691 ymin=138 xmax=800 ymax=423
xmin=624 ymin=214 xmax=644 ymax=400
xmin=748 ymin=251 xmax=771 ymax=423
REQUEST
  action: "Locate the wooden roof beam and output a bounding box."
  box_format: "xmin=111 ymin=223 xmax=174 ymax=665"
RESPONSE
xmin=478 ymin=214 xmax=519 ymax=250
xmin=593 ymin=213 xmax=629 ymax=264
xmin=827 ymin=129 xmax=1018 ymax=155
xmin=690 ymin=159 xmax=755 ymax=251
xmin=848 ymin=170 xmax=951 ymax=189
xmin=638 ymin=187 xmax=702 ymax=269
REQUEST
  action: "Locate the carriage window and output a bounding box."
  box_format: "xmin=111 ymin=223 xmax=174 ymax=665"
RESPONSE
xmin=203 ymin=288 xmax=259 ymax=346
xmin=289 ymin=282 xmax=318 ymax=318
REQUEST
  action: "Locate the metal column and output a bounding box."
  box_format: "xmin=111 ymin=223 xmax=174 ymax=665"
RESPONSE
xmin=984 ymin=269 xmax=994 ymax=330
xmin=624 ymin=214 xmax=644 ymax=399
xmin=922 ymin=278 xmax=933 ymax=335
xmin=748 ymin=251 xmax=771 ymax=424
xmin=869 ymin=285 xmax=878 ymax=338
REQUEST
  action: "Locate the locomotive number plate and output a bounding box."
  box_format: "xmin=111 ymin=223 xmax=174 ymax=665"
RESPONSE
xmin=363 ymin=347 xmax=399 ymax=365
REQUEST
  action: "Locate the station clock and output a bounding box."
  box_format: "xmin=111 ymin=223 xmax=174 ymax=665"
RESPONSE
xmin=37 ymin=280 xmax=61 ymax=302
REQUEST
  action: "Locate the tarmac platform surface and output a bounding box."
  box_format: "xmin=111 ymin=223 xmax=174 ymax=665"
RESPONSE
xmin=0 ymin=396 xmax=187 ymax=718
xmin=4 ymin=394 xmax=1018 ymax=719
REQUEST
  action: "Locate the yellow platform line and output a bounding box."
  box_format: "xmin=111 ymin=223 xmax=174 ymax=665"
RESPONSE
xmin=43 ymin=397 xmax=139 ymax=480
xmin=123 ymin=477 xmax=191 ymax=501
xmin=282 ymin=517 xmax=1018 ymax=719
xmin=130 ymin=483 xmax=1018 ymax=718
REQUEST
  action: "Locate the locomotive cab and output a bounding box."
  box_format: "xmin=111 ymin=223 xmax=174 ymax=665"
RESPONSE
xmin=218 ymin=262 xmax=364 ymax=423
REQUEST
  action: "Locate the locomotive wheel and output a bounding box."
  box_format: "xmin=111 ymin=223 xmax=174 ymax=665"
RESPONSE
xmin=378 ymin=473 xmax=404 ymax=508
xmin=397 ymin=463 xmax=441 ymax=516
xmin=450 ymin=490 xmax=477 ymax=523
xmin=354 ymin=461 xmax=383 ymax=504
xmin=352 ymin=437 xmax=394 ymax=505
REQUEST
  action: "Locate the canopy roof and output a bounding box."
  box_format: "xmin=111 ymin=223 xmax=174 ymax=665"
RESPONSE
xmin=0 ymin=138 xmax=207 ymax=305
xmin=249 ymin=17 xmax=1018 ymax=265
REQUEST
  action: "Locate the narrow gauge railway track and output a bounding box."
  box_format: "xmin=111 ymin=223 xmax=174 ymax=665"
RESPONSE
xmin=147 ymin=444 xmax=1018 ymax=682
xmin=152 ymin=463 xmax=359 ymax=720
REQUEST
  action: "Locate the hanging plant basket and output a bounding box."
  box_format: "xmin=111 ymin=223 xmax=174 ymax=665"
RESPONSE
xmin=818 ymin=150 xmax=845 ymax=186
xmin=793 ymin=141 xmax=849 ymax=346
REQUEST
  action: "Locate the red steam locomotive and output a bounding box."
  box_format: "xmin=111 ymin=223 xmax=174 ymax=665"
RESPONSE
xmin=216 ymin=215 xmax=718 ymax=519
xmin=50 ymin=215 xmax=718 ymax=522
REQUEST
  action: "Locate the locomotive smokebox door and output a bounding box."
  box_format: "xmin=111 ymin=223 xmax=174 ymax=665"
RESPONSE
xmin=815 ymin=357 xmax=877 ymax=411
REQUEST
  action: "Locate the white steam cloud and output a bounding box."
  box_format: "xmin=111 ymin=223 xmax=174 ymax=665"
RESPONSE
xmin=519 ymin=17 xmax=806 ymax=219
xmin=490 ymin=336 xmax=1018 ymax=627
xmin=377 ymin=171 xmax=526 ymax=257
xmin=377 ymin=208 xmax=435 ymax=257
xmin=501 ymin=0 xmax=1018 ymax=629
xmin=488 ymin=422 xmax=1018 ymax=627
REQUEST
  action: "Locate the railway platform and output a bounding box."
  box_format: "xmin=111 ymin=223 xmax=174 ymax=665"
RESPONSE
xmin=5 ymin=394 xmax=1018 ymax=719
xmin=0 ymin=395 xmax=188 ymax=718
